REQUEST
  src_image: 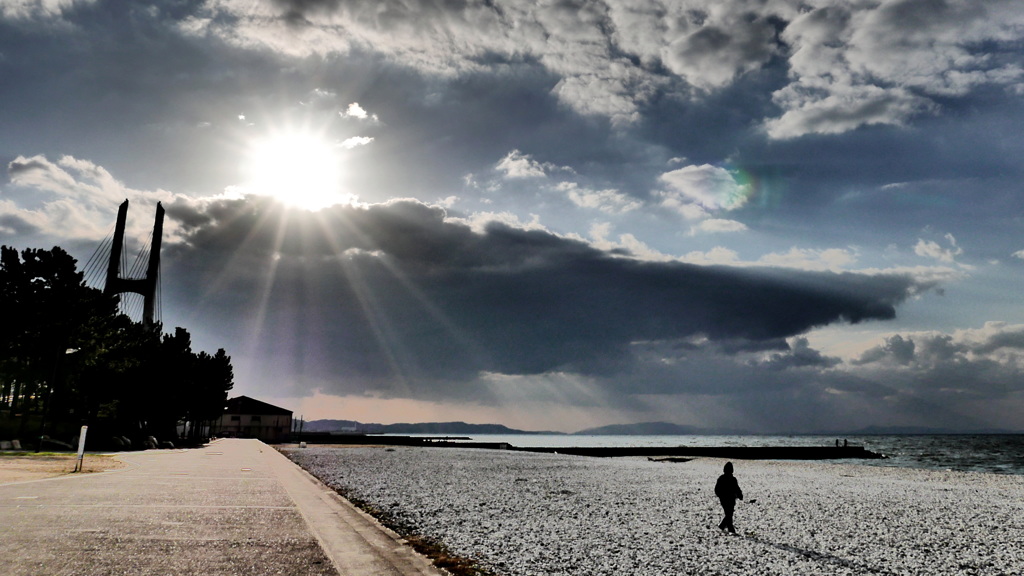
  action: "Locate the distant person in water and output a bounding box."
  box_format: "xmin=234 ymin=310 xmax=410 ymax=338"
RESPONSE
xmin=715 ymin=462 xmax=743 ymax=534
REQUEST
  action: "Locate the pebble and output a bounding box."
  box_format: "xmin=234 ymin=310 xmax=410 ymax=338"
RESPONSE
xmin=289 ymin=447 xmax=1024 ymax=576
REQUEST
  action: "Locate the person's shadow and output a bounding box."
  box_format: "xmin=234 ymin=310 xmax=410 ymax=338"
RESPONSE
xmin=742 ymin=534 xmax=898 ymax=575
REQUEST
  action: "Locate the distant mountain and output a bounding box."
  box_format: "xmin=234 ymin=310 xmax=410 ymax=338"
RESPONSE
xmin=375 ymin=421 xmax=559 ymax=435
xmin=299 ymin=419 xmax=1019 ymax=437
xmin=846 ymin=425 xmax=1019 ymax=435
xmin=300 ymin=419 xmax=361 ymax=433
xmin=574 ymin=421 xmax=749 ymax=435
xmin=299 ymin=419 xmax=560 ymax=435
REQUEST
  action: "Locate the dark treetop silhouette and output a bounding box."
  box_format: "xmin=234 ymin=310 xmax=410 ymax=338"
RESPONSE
xmin=0 ymin=244 xmax=233 ymax=449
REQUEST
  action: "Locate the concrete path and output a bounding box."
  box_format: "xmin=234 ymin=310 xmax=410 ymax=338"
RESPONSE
xmin=0 ymin=439 xmax=444 ymax=576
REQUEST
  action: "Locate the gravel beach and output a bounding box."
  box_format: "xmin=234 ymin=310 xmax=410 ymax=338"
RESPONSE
xmin=288 ymin=446 xmax=1024 ymax=576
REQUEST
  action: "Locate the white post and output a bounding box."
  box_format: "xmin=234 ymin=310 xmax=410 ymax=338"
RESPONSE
xmin=74 ymin=426 xmax=88 ymax=473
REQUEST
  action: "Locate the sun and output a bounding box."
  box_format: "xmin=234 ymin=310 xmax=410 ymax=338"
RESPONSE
xmin=243 ymin=130 xmax=353 ymax=211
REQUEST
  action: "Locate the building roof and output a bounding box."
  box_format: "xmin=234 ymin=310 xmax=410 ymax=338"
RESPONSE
xmin=224 ymin=396 xmax=293 ymax=416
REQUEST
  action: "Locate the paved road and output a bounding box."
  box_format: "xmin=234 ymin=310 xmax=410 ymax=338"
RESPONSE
xmin=0 ymin=439 xmax=444 ymax=576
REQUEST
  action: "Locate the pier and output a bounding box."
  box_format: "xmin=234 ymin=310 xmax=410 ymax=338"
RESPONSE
xmin=290 ymin=433 xmax=886 ymax=459
xmin=507 ymin=445 xmax=885 ymax=460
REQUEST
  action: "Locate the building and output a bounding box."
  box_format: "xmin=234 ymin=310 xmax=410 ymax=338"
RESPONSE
xmin=211 ymin=396 xmax=293 ymax=442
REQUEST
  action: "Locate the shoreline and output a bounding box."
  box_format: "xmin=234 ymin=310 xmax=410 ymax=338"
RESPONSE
xmin=290 ymin=434 xmax=886 ymax=459
xmin=290 ymin=433 xmax=1024 ymax=475
xmin=288 ymin=445 xmax=1024 ymax=576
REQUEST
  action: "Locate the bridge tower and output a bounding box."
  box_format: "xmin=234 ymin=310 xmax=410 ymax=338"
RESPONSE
xmin=103 ymin=199 xmax=164 ymax=328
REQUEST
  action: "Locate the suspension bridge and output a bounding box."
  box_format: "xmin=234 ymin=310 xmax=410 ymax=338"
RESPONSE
xmin=80 ymin=199 xmax=164 ymax=328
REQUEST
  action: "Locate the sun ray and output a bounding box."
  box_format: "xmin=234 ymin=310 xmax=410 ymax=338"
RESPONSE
xmin=308 ymin=206 xmax=493 ymax=395
xmin=238 ymin=208 xmax=292 ymax=364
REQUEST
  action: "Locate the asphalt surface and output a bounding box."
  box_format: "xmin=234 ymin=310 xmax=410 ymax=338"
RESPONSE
xmin=0 ymin=438 xmax=444 ymax=576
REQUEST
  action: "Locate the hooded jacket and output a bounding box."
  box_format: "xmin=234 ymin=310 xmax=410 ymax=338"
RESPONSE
xmin=714 ymin=462 xmax=743 ymax=502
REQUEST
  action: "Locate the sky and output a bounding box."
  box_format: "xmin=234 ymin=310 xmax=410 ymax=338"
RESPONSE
xmin=2 ymin=0 xmax=1024 ymax=433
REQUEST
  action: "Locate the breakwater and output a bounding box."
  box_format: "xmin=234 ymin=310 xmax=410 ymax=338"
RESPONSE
xmin=291 ymin=432 xmax=884 ymax=459
xmin=509 ymin=444 xmax=884 ymax=459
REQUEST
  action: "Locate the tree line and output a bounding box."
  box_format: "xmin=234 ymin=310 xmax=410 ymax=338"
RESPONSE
xmin=0 ymin=245 xmax=234 ymax=449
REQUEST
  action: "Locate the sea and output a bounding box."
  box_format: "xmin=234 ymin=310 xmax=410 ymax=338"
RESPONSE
xmin=415 ymin=434 xmax=1024 ymax=476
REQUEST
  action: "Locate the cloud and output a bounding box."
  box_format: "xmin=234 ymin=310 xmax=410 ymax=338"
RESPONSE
xmin=559 ymin=182 xmax=640 ymax=214
xmin=849 ymin=323 xmax=1024 ymax=409
xmin=541 ymin=321 xmax=1024 ymax=432
xmin=757 ymin=337 xmax=842 ymax=371
xmin=445 ymin=210 xmax=546 ymax=235
xmin=299 ymin=87 xmax=343 ymax=111
xmin=844 ymin=1 xmax=1022 ymax=97
xmin=693 ymin=218 xmax=747 ymax=234
xmin=495 ymin=150 xmax=549 ymax=179
xmin=660 ymin=13 xmax=779 ymax=90
xmin=636 ymin=321 xmax=1024 ymax=431
xmin=765 ymin=85 xmax=935 ymax=139
xmin=340 ymin=136 xmax=374 ymax=149
xmin=157 ymin=195 xmax=939 ymax=402
xmin=180 ymin=0 xmax=1024 ymax=137
xmin=659 ymin=164 xmax=749 ymax=212
xmin=494 ymin=150 xmax=573 ymax=180
xmin=0 ymin=0 xmax=86 ymax=21
xmin=340 ymin=101 xmax=379 ymax=122
xmin=2 ymin=154 xmax=177 ymax=243
xmin=757 ymin=247 xmax=858 ymax=272
xmin=914 ymin=233 xmax=967 ymax=267
xmin=343 ymin=102 xmax=368 ymax=119
xmin=681 ymin=246 xmax=741 ymax=266
xmin=857 ymin=322 xmax=1024 ymax=368
xmin=587 ymin=224 xmax=675 ymax=262
xmin=767 ymin=1 xmax=1024 ymax=138
xmin=854 ymin=334 xmax=918 ymax=366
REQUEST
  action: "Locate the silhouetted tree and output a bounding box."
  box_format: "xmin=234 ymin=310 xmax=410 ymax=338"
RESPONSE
xmin=73 ymin=316 xmax=160 ymax=433
xmin=0 ymin=245 xmax=118 ymax=439
xmin=186 ymin=348 xmax=234 ymax=440
xmin=1 ymin=245 xmax=236 ymax=448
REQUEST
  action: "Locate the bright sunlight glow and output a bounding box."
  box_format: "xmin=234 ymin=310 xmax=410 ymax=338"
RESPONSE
xmin=243 ymin=131 xmax=353 ymax=211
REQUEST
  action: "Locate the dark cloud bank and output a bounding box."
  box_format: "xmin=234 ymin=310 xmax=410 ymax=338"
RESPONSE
xmin=165 ymin=197 xmax=933 ymax=392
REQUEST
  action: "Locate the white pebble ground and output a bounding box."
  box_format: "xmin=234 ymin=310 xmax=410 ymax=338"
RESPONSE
xmin=288 ymin=446 xmax=1024 ymax=576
